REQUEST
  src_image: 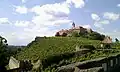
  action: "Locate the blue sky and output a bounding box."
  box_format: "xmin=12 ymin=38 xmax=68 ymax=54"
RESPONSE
xmin=0 ymin=0 xmax=120 ymax=45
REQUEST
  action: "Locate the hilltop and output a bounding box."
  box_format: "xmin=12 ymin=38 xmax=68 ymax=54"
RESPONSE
xmin=14 ymin=23 xmax=115 ymax=71
xmin=55 ymin=22 xmax=105 ymax=41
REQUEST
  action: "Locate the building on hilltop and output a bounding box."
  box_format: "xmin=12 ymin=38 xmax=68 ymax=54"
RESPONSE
xmin=101 ymin=36 xmax=112 ymax=48
xmin=102 ymin=36 xmax=112 ymax=44
xmin=55 ymin=22 xmax=93 ymax=37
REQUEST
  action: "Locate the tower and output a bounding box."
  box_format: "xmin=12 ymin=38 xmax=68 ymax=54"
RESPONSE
xmin=72 ymin=22 xmax=75 ymax=28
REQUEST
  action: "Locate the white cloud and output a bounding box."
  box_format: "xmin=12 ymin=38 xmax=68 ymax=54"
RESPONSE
xmin=66 ymin=0 xmax=85 ymax=8
xmin=22 ymin=0 xmax=26 ymax=3
xmin=7 ymin=0 xmax=86 ymax=45
xmin=7 ymin=2 xmax=72 ymax=45
xmin=14 ymin=21 xmax=31 ymax=27
xmin=117 ymin=4 xmax=120 ymax=7
xmin=94 ymin=22 xmax=102 ymax=28
xmin=53 ymin=19 xmax=72 ymax=25
xmin=2 ymin=32 xmax=34 ymax=45
xmin=113 ymin=29 xmax=118 ymax=32
xmin=103 ymin=12 xmax=119 ymax=20
xmin=94 ymin=20 xmax=110 ymax=29
xmin=31 ymin=2 xmax=72 ymax=27
xmin=31 ymin=2 xmax=70 ymax=15
xmin=13 ymin=5 xmax=28 ymax=14
xmin=98 ymin=20 xmax=110 ymax=25
xmin=91 ymin=13 xmax=100 ymax=21
xmin=0 ymin=18 xmax=11 ymax=24
xmin=83 ymin=24 xmax=91 ymax=29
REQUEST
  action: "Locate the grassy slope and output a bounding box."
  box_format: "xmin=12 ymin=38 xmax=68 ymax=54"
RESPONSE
xmin=15 ymin=37 xmax=120 ymax=72
xmin=16 ymin=37 xmax=101 ymax=61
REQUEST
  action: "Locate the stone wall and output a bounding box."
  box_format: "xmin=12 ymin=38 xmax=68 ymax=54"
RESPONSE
xmin=57 ymin=53 xmax=120 ymax=72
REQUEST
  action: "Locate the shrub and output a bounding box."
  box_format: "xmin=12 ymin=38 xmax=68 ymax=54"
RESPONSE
xmin=71 ymin=31 xmax=80 ymax=37
xmin=80 ymin=45 xmax=95 ymax=50
xmin=55 ymin=32 xmax=60 ymax=37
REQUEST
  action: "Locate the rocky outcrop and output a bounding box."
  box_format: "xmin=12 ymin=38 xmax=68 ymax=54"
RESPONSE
xmin=9 ymin=56 xmax=20 ymax=70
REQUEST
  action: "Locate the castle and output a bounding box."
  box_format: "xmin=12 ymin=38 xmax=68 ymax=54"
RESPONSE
xmin=55 ymin=22 xmax=93 ymax=36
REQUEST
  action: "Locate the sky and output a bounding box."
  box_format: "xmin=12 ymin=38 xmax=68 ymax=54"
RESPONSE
xmin=0 ymin=0 xmax=120 ymax=45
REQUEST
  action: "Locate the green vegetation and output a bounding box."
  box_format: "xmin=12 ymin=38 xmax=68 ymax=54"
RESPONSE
xmin=15 ymin=37 xmax=103 ymax=71
xmin=70 ymin=31 xmax=105 ymax=41
xmin=16 ymin=37 xmax=101 ymax=60
xmin=7 ymin=45 xmax=25 ymax=56
xmin=43 ymin=50 xmax=120 ymax=72
xmin=15 ymin=36 xmax=120 ymax=71
xmin=0 ymin=36 xmax=8 ymax=71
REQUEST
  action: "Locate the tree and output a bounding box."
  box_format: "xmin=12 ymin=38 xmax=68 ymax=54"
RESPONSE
xmin=0 ymin=36 xmax=8 ymax=71
xmin=88 ymin=32 xmax=105 ymax=40
xmin=115 ymin=38 xmax=119 ymax=43
xmin=55 ymin=32 xmax=60 ymax=37
xmin=61 ymin=33 xmax=67 ymax=37
xmin=71 ymin=31 xmax=80 ymax=37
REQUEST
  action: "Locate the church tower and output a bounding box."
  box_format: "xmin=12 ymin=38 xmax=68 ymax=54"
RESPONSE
xmin=72 ymin=22 xmax=75 ymax=28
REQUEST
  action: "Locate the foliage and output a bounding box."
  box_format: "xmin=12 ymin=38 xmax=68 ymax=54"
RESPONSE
xmin=0 ymin=36 xmax=8 ymax=71
xmin=115 ymin=38 xmax=119 ymax=43
xmin=44 ymin=50 xmax=120 ymax=72
xmin=80 ymin=45 xmax=95 ymax=50
xmin=61 ymin=33 xmax=67 ymax=37
xmin=15 ymin=37 xmax=102 ymax=70
xmin=55 ymin=32 xmax=60 ymax=37
xmin=68 ymin=30 xmax=105 ymax=41
xmin=7 ymin=45 xmax=25 ymax=56
xmin=71 ymin=31 xmax=80 ymax=37
xmin=15 ymin=37 xmax=120 ymax=71
xmin=16 ymin=37 xmax=101 ymax=60
xmin=86 ymin=32 xmax=105 ymax=41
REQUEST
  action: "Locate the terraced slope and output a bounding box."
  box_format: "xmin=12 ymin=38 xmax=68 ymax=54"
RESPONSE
xmin=16 ymin=37 xmax=101 ymax=61
xmin=15 ymin=37 xmax=120 ymax=72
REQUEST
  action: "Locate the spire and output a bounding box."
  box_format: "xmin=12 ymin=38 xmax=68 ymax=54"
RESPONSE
xmin=72 ymin=22 xmax=75 ymax=28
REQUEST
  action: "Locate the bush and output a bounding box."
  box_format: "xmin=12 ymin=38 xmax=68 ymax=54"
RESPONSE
xmin=61 ymin=33 xmax=67 ymax=37
xmin=87 ymin=32 xmax=105 ymax=41
xmin=71 ymin=31 xmax=80 ymax=37
xmin=55 ymin=32 xmax=60 ymax=37
xmin=80 ymin=45 xmax=95 ymax=50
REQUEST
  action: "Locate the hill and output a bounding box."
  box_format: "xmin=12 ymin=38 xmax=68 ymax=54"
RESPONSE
xmin=55 ymin=22 xmax=105 ymax=41
xmin=15 ymin=37 xmax=110 ymax=71
xmin=14 ymin=36 xmax=120 ymax=72
xmin=15 ymin=37 xmax=101 ymax=60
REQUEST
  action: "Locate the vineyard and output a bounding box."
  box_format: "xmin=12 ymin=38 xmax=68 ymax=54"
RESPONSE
xmin=15 ymin=37 xmax=120 ymax=71
xmin=15 ymin=37 xmax=101 ymax=60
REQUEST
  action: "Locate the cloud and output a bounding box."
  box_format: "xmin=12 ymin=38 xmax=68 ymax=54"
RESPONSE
xmin=91 ymin=13 xmax=100 ymax=21
xmin=7 ymin=2 xmax=72 ymax=45
xmin=31 ymin=2 xmax=70 ymax=15
xmin=2 ymin=32 xmax=35 ymax=45
xmin=0 ymin=18 xmax=11 ymax=24
xmin=103 ymin=12 xmax=120 ymax=20
xmin=117 ymin=4 xmax=120 ymax=7
xmin=113 ymin=29 xmax=118 ymax=32
xmin=7 ymin=0 xmax=86 ymax=45
xmin=21 ymin=0 xmax=26 ymax=3
xmin=14 ymin=21 xmax=31 ymax=27
xmin=31 ymin=2 xmax=72 ymax=28
xmin=82 ymin=24 xmax=91 ymax=29
xmin=66 ymin=0 xmax=85 ymax=8
xmin=98 ymin=20 xmax=110 ymax=25
xmin=94 ymin=20 xmax=110 ymax=29
xmin=13 ymin=5 xmax=28 ymax=14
